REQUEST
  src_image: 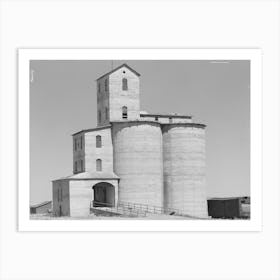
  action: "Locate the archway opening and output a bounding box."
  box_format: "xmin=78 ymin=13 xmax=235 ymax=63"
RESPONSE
xmin=92 ymin=182 xmax=115 ymax=207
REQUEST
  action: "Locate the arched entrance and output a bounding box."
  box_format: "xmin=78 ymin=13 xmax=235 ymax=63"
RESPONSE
xmin=92 ymin=182 xmax=115 ymax=207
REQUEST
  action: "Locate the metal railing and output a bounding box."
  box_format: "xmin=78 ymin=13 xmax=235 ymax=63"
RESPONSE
xmin=90 ymin=201 xmax=147 ymax=217
xmin=118 ymin=201 xmax=181 ymax=216
xmin=90 ymin=200 xmax=201 ymax=219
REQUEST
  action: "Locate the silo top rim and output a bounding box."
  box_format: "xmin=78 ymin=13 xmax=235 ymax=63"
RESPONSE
xmin=110 ymin=120 xmax=206 ymax=128
xmin=161 ymin=123 xmax=206 ymax=128
xmin=140 ymin=113 xmax=192 ymax=119
xmin=110 ymin=120 xmax=161 ymax=125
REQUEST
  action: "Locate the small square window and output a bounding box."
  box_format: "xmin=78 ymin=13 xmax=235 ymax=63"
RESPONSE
xmin=122 ymin=106 xmax=127 ymax=119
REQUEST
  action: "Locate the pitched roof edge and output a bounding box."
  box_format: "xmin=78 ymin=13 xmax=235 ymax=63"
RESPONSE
xmin=96 ymin=63 xmax=141 ymax=81
xmin=72 ymin=125 xmax=111 ymax=136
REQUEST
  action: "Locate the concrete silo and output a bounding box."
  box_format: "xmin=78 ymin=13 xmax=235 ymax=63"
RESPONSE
xmin=112 ymin=121 xmax=163 ymax=207
xmin=162 ymin=123 xmax=208 ymax=218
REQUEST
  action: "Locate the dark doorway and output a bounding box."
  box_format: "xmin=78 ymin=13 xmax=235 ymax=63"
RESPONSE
xmin=59 ymin=205 xmax=62 ymax=216
xmin=93 ymin=183 xmax=115 ymax=207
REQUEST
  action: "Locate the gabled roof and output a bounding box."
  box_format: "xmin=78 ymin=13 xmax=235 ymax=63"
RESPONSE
xmin=96 ymin=63 xmax=141 ymax=81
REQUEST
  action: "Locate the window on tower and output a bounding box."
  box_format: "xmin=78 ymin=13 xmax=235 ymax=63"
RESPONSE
xmin=96 ymin=135 xmax=102 ymax=148
xmin=105 ymin=107 xmax=108 ymax=120
xmin=105 ymin=78 xmax=108 ymax=91
xmin=98 ymin=110 xmax=101 ymax=123
xmin=122 ymin=106 xmax=127 ymax=119
xmin=96 ymin=159 xmax=102 ymax=172
xmin=122 ymin=78 xmax=128 ymax=90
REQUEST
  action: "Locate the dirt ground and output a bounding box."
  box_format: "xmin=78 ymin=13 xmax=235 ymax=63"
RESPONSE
xmin=30 ymin=213 xmax=197 ymax=220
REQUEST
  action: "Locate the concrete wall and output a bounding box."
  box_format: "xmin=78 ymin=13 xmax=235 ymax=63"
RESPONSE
xmin=162 ymin=124 xmax=208 ymax=218
xmin=52 ymin=180 xmax=70 ymax=216
xmin=97 ymin=76 xmax=110 ymax=126
xmin=84 ymin=127 xmax=114 ymax=173
xmin=73 ymin=133 xmax=85 ymax=174
xmin=109 ymin=66 xmax=140 ymax=122
xmin=69 ymin=179 xmax=118 ymax=217
xmin=112 ymin=121 xmax=163 ymax=207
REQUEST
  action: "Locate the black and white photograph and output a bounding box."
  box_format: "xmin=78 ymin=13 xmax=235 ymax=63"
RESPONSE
xmin=28 ymin=59 xmax=250 ymax=221
xmin=1 ymin=1 xmax=280 ymax=280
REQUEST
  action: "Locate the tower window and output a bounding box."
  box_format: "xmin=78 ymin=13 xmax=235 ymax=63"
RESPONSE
xmin=155 ymin=116 xmax=158 ymax=121
xmin=96 ymin=159 xmax=102 ymax=172
xmin=74 ymin=138 xmax=77 ymax=151
xmin=105 ymin=78 xmax=108 ymax=91
xmin=122 ymin=78 xmax=128 ymax=90
xmin=169 ymin=117 xmax=172 ymax=123
xmin=80 ymin=136 xmax=83 ymax=149
xmin=96 ymin=135 xmax=102 ymax=148
xmin=122 ymin=106 xmax=127 ymax=119
xmin=105 ymin=107 xmax=108 ymax=120
xmin=81 ymin=160 xmax=84 ymax=171
xmin=74 ymin=161 xmax=77 ymax=172
xmin=98 ymin=110 xmax=101 ymax=123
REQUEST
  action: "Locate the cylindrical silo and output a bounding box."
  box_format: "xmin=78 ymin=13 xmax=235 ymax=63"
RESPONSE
xmin=162 ymin=123 xmax=208 ymax=218
xmin=112 ymin=121 xmax=163 ymax=207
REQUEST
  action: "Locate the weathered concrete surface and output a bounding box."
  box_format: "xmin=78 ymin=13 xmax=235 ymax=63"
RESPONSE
xmin=96 ymin=65 xmax=140 ymax=126
xmin=97 ymin=75 xmax=110 ymax=126
xmin=72 ymin=127 xmax=114 ymax=175
xmin=72 ymin=133 xmax=85 ymax=173
xmin=84 ymin=127 xmax=113 ymax=173
xmin=140 ymin=114 xmax=193 ymax=124
xmin=109 ymin=66 xmax=140 ymax=122
xmin=162 ymin=124 xmax=208 ymax=218
xmin=52 ymin=178 xmax=118 ymax=217
xmin=112 ymin=121 xmax=163 ymax=207
xmin=52 ymin=180 xmax=70 ymax=216
xmin=69 ymin=179 xmax=118 ymax=217
xmin=52 ymin=64 xmax=208 ymax=218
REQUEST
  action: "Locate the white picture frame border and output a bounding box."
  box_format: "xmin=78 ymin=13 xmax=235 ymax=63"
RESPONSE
xmin=18 ymin=48 xmax=262 ymax=232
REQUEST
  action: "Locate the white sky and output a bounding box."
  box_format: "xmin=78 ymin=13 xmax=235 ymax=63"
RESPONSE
xmin=30 ymin=60 xmax=250 ymax=204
